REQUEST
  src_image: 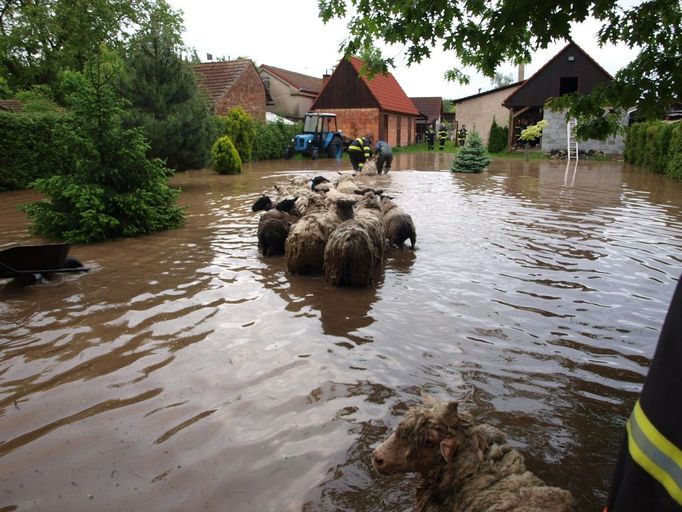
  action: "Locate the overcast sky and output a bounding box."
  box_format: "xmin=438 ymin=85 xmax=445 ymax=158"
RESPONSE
xmin=167 ymin=0 xmax=639 ymax=100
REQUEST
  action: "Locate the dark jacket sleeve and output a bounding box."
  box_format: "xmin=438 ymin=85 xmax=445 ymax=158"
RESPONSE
xmin=606 ymin=276 xmax=682 ymax=511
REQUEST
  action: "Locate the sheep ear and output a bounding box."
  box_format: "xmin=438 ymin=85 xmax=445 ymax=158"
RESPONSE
xmin=440 ymin=436 xmax=458 ymax=462
xmin=441 ymin=402 xmax=459 ymax=427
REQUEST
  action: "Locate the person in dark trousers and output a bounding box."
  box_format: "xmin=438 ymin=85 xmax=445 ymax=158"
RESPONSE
xmin=425 ymin=127 xmax=435 ymax=150
xmin=605 ymin=275 xmax=682 ymax=511
xmin=374 ymin=140 xmax=393 ymax=174
xmin=348 ymin=135 xmax=371 ymax=173
xmin=438 ymin=126 xmax=448 ymax=150
xmin=457 ymin=125 xmax=468 ymax=146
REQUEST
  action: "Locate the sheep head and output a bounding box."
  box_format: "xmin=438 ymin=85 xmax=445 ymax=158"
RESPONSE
xmin=372 ymin=395 xmax=462 ymax=475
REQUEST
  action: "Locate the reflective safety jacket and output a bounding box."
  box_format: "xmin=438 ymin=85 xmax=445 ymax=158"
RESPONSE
xmin=605 ymin=276 xmax=682 ymax=511
xmin=349 ymin=137 xmax=371 ymax=158
xmin=438 ymin=129 xmax=448 ymax=140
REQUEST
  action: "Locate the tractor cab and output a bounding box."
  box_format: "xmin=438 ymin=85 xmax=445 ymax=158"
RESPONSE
xmin=285 ymin=112 xmax=345 ymax=160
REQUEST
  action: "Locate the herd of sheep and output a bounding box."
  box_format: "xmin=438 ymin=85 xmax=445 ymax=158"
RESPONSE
xmin=252 ymin=165 xmax=416 ymax=287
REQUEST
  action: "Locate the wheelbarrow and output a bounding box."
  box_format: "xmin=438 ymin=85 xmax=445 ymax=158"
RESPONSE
xmin=0 ymin=243 xmax=89 ymax=283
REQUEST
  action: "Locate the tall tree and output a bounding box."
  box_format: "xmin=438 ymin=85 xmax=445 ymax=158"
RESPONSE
xmin=318 ymin=0 xmax=682 ymax=139
xmin=120 ymin=2 xmax=216 ymax=170
xmin=0 ymin=0 xmax=168 ymax=90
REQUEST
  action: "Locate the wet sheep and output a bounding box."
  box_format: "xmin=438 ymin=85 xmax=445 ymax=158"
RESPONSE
xmin=380 ymin=196 xmax=416 ymax=249
xmin=372 ymin=395 xmax=574 ymax=512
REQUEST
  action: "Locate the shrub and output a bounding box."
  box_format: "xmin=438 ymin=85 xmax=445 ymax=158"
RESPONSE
xmin=0 ymin=111 xmax=71 ymax=191
xmin=487 ymin=117 xmax=508 ymax=152
xmin=452 ymin=131 xmax=490 ymax=173
xmin=218 ymin=106 xmax=256 ymax=162
xmin=211 ymin=135 xmax=242 ymax=174
xmin=252 ymin=121 xmax=301 ymax=160
xmin=625 ymin=120 xmax=680 ymax=179
xmin=22 ymin=54 xmax=185 ymax=243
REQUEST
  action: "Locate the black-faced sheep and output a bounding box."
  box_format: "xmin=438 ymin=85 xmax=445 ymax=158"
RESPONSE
xmin=372 ymin=395 xmax=574 ymax=512
xmin=324 ymin=219 xmax=375 ymax=287
xmin=252 ymin=195 xmax=274 ymax=212
xmin=380 ymin=196 xmax=416 ymax=249
xmin=285 ymin=199 xmax=356 ymax=274
xmin=257 ymin=209 xmax=297 ymax=256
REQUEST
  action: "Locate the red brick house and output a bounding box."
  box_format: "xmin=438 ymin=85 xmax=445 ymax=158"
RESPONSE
xmin=311 ymin=57 xmax=419 ymax=147
xmin=259 ymin=64 xmax=322 ymax=121
xmin=193 ymin=59 xmax=268 ymax=121
xmin=0 ymin=99 xmax=23 ymax=112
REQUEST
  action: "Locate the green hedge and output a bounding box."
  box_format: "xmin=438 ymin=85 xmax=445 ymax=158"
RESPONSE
xmin=252 ymin=121 xmax=301 ymax=160
xmin=625 ymin=121 xmax=681 ymax=179
xmin=0 ymin=111 xmax=71 ymax=191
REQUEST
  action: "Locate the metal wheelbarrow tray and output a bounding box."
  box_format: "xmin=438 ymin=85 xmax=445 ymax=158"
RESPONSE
xmin=0 ymin=243 xmax=89 ymax=281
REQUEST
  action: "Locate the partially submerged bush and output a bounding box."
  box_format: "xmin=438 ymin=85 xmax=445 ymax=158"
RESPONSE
xmin=487 ymin=117 xmax=508 ymax=153
xmin=218 ymin=106 xmax=256 ymax=162
xmin=211 ymin=135 xmax=242 ymax=174
xmin=452 ymin=131 xmax=491 ymax=173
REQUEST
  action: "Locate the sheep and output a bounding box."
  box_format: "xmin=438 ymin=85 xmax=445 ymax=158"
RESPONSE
xmin=335 ymin=174 xmax=360 ymax=195
xmin=285 ymin=199 xmax=356 ymax=274
xmin=354 ymin=191 xmax=385 ymax=262
xmin=372 ymin=395 xmax=574 ymax=512
xmin=380 ymin=196 xmax=416 ymax=249
xmin=360 ymin=159 xmax=378 ymax=176
xmin=324 ymin=219 xmax=375 ymax=287
xmin=257 ymin=209 xmax=295 ymax=256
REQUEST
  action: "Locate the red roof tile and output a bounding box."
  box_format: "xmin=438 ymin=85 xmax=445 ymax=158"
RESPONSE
xmin=348 ymin=57 xmax=419 ymax=115
xmin=260 ymin=64 xmax=322 ymax=95
xmin=192 ymin=60 xmax=252 ymax=105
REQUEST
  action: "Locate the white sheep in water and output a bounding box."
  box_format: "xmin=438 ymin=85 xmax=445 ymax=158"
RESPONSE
xmin=324 ymin=219 xmax=375 ymax=287
xmin=372 ymin=395 xmax=574 ymax=512
xmin=354 ymin=191 xmax=385 ymax=263
xmin=285 ymin=198 xmax=356 ymax=274
xmin=380 ymin=196 xmax=416 ymax=249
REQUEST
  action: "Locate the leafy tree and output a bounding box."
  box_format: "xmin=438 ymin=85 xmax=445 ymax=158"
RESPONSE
xmin=442 ymin=99 xmax=456 ymax=113
xmin=22 ymin=50 xmax=185 ymax=243
xmin=451 ymin=131 xmax=490 ymax=173
xmin=0 ymin=77 xmax=11 ymax=99
xmin=14 ymin=85 xmax=62 ymax=112
xmin=519 ymin=120 xmax=548 ymax=143
xmin=211 ymin=135 xmax=242 ymax=174
xmin=219 ymin=106 xmax=256 ymax=162
xmin=119 ymin=3 xmax=216 ymax=170
xmin=0 ymin=0 xmax=177 ymax=91
xmin=491 ymin=72 xmax=514 ymax=87
xmin=319 ymin=0 xmax=681 ymax=139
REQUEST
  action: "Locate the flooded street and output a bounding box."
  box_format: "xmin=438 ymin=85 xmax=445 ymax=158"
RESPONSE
xmin=1 ymin=153 xmax=681 ymax=511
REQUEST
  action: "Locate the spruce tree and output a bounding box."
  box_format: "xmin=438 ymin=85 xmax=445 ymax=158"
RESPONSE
xmin=451 ymin=131 xmax=491 ymax=173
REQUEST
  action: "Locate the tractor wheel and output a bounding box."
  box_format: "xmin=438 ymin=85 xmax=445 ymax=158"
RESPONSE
xmin=327 ymin=136 xmax=343 ymax=158
xmin=284 ymin=147 xmax=294 ymax=160
xmin=64 ymin=256 xmax=83 ymax=269
xmin=310 ymin=148 xmax=319 ymax=160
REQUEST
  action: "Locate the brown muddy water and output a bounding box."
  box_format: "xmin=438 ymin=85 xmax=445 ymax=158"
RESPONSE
xmin=1 ymin=153 xmax=681 ymax=512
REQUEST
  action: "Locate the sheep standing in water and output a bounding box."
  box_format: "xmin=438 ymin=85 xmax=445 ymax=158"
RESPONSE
xmin=285 ymin=199 xmax=356 ymax=274
xmin=372 ymin=395 xmax=574 ymax=512
xmin=257 ymin=209 xmax=296 ymax=256
xmin=380 ymin=196 xmax=416 ymax=249
xmin=324 ymin=219 xmax=374 ymax=287
xmin=354 ymin=191 xmax=385 ymax=263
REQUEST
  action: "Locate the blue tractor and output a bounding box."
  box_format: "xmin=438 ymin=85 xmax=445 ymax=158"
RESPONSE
xmin=285 ymin=112 xmax=346 ymax=160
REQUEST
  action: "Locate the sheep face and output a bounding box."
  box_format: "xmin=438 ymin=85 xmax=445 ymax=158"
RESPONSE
xmin=372 ymin=399 xmax=460 ymax=475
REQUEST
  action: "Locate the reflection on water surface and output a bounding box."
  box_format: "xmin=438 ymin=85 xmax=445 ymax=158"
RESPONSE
xmin=1 ymin=155 xmax=681 ymax=511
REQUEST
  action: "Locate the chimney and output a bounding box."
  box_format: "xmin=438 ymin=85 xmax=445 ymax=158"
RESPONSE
xmin=207 ymin=53 xmax=213 ymax=61
xmin=322 ymin=73 xmax=331 ymax=89
xmin=517 ymin=63 xmax=525 ymax=82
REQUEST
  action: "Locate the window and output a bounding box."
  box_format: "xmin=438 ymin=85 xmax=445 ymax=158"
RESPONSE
xmin=559 ymin=77 xmax=578 ymax=96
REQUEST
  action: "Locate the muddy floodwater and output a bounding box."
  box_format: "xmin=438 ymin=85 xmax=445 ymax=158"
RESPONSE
xmin=1 ymin=153 xmax=682 ymax=511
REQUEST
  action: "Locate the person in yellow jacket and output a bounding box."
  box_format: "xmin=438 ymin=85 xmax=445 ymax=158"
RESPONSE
xmin=348 ymin=134 xmax=372 ymax=172
xmin=438 ymin=127 xmax=448 ymax=150
xmin=605 ymin=275 xmax=682 ymax=511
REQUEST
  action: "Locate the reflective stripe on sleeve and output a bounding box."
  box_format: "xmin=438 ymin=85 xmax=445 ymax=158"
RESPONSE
xmin=626 ymin=399 xmax=682 ymax=505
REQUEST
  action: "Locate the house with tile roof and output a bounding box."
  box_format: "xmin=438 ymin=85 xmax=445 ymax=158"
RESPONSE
xmin=310 ymin=57 xmax=419 ymax=147
xmin=192 ymin=59 xmax=268 ymax=120
xmin=0 ymin=99 xmax=23 ymax=113
xmin=259 ymin=64 xmax=322 ymax=121
xmin=410 ymin=97 xmax=447 ymax=141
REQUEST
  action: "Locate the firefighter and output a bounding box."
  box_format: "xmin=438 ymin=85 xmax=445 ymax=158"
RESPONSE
xmin=457 ymin=125 xmax=468 ymax=146
xmin=438 ymin=126 xmax=448 ymax=150
xmin=605 ymin=275 xmax=682 ymax=511
xmin=348 ymin=134 xmax=372 ymax=173
xmin=425 ymin=127 xmax=435 ymax=150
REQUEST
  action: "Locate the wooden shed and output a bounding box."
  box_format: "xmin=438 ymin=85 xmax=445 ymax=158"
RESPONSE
xmin=503 ymin=41 xmax=613 ymax=147
xmin=311 ymin=57 xmax=419 ymax=147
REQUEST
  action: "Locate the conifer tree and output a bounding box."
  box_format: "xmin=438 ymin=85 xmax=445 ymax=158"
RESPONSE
xmin=451 ymin=131 xmax=491 ymax=173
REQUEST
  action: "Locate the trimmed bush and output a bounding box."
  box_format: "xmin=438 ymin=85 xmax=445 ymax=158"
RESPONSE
xmin=218 ymin=107 xmax=256 ymax=163
xmin=211 ymin=135 xmax=242 ymax=174
xmin=0 ymin=111 xmax=71 ymax=191
xmin=625 ymin=120 xmax=680 ymax=179
xmin=252 ymin=121 xmax=301 ymax=160
xmin=487 ymin=117 xmax=508 ymax=153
